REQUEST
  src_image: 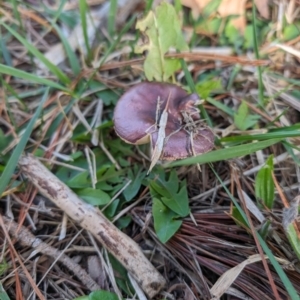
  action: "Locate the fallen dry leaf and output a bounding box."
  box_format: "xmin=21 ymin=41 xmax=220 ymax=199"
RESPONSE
xmin=181 ymin=0 xmax=269 ymax=32
xmin=254 ymin=0 xmax=269 ymax=19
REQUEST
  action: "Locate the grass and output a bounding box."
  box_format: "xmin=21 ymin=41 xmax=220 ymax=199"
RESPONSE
xmin=1 ymin=1 xmax=300 ymax=300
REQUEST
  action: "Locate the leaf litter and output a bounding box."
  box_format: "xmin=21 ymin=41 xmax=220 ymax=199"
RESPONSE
xmin=1 ymin=0 xmax=300 ymax=300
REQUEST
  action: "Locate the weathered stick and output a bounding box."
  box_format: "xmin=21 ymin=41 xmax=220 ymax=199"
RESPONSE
xmin=2 ymin=216 xmax=100 ymax=291
xmin=18 ymin=154 xmax=166 ymax=298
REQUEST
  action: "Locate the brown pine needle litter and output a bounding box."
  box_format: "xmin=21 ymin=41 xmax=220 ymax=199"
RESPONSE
xmin=1 ymin=1 xmax=300 ymax=300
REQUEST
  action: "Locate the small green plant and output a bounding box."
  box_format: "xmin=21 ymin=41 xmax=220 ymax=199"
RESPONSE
xmin=255 ymin=155 xmax=275 ymax=209
xmin=150 ymin=170 xmax=189 ymax=243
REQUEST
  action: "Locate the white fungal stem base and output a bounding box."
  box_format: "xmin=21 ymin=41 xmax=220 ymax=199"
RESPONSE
xmin=18 ymin=154 xmax=166 ymax=298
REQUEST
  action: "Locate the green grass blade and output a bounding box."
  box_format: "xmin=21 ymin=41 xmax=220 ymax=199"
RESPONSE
xmin=252 ymin=0 xmax=264 ymax=106
xmin=51 ymin=22 xmax=81 ymax=75
xmin=212 ymin=167 xmax=299 ymax=300
xmin=108 ymin=0 xmax=117 ymax=37
xmin=0 ymin=64 xmax=71 ymax=92
xmin=79 ymin=0 xmax=92 ymax=61
xmin=221 ymin=130 xmax=300 ymax=143
xmin=0 ymin=88 xmax=49 ymax=197
xmin=167 ymin=138 xmax=282 ymax=167
xmin=0 ymin=22 xmax=70 ymax=85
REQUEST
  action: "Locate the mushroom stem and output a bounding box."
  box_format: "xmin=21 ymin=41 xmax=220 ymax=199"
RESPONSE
xmin=18 ymin=154 xmax=166 ymax=298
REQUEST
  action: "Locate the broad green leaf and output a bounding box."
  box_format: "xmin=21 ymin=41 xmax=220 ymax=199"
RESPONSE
xmin=283 ymin=23 xmax=300 ymax=41
xmin=76 ymin=188 xmax=110 ymax=205
xmin=73 ymin=290 xmax=121 ymax=300
xmin=234 ymin=100 xmax=260 ymax=130
xmin=103 ymin=199 xmax=119 ymax=218
xmin=123 ymin=165 xmax=146 ymax=201
xmin=150 ymin=170 xmax=189 ymax=217
xmin=152 ymin=198 xmax=182 ymax=243
xmin=244 ymin=25 xmax=254 ymax=49
xmin=89 ymin=290 xmax=121 ymax=300
xmin=0 ymin=283 xmax=10 ymax=300
xmin=66 ymin=171 xmax=91 ymax=188
xmin=116 ymin=215 xmax=132 ymax=230
xmin=135 ymin=2 xmax=188 ymax=81
xmin=195 ymin=79 xmax=222 ymax=99
xmin=255 ymin=155 xmax=275 ymax=209
xmin=167 ymin=138 xmax=282 ymax=167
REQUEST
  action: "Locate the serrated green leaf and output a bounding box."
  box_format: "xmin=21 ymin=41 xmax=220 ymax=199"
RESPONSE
xmin=76 ymin=187 xmax=110 ymax=205
xmin=135 ymin=2 xmax=188 ymax=81
xmin=255 ymin=155 xmax=275 ymax=209
xmin=152 ymin=197 xmax=182 ymax=243
xmin=150 ymin=170 xmax=189 ymax=217
xmin=234 ymin=100 xmax=260 ymax=130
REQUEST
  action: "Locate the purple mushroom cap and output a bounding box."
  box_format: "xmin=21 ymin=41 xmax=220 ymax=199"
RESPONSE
xmin=113 ymin=82 xmax=214 ymax=161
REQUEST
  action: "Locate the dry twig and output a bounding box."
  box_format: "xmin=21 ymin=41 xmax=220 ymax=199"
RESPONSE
xmin=18 ymin=154 xmax=166 ymax=298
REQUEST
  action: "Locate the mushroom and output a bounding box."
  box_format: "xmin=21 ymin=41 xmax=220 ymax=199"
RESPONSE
xmin=113 ymin=82 xmax=214 ymax=168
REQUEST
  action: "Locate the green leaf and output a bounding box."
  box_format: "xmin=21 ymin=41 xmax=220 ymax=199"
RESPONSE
xmin=89 ymin=290 xmax=121 ymax=300
xmin=285 ymin=223 xmax=300 ymax=261
xmin=202 ymin=0 xmax=222 ymax=17
xmin=0 ymin=283 xmax=10 ymax=300
xmin=282 ymin=200 xmax=300 ymax=261
xmin=152 ymin=197 xmax=182 ymax=243
xmin=66 ymin=171 xmax=91 ymax=188
xmin=150 ymin=170 xmax=189 ymax=217
xmin=123 ymin=165 xmax=146 ymax=201
xmin=255 ymin=155 xmax=275 ymax=209
xmin=234 ymin=100 xmax=260 ymax=130
xmin=196 ymin=18 xmax=221 ymax=35
xmin=195 ymin=79 xmax=222 ymax=99
xmin=76 ymin=188 xmax=110 ymax=205
xmin=283 ymin=23 xmax=300 ymax=41
xmin=73 ymin=290 xmax=121 ymax=300
xmin=0 ymin=89 xmax=49 ymax=197
xmin=135 ymin=2 xmax=188 ymax=81
xmin=244 ymin=25 xmax=254 ymax=49
xmin=167 ymin=138 xmax=282 ymax=167
xmin=231 ymin=206 xmax=248 ymax=228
